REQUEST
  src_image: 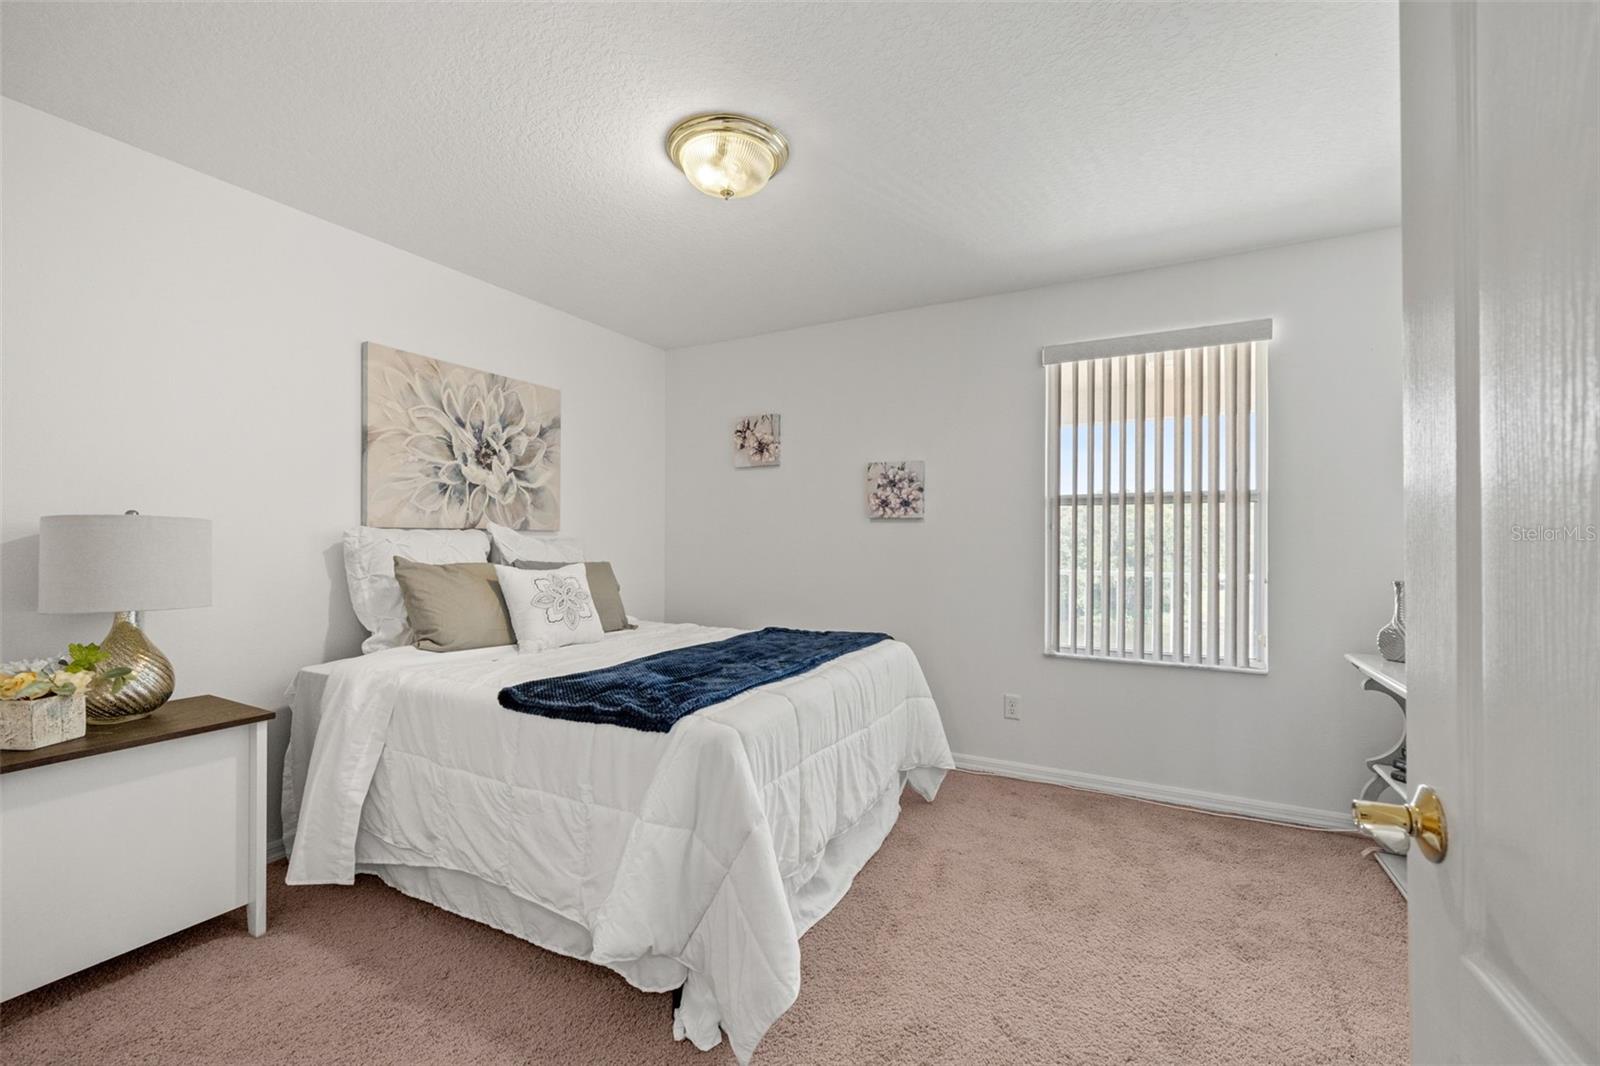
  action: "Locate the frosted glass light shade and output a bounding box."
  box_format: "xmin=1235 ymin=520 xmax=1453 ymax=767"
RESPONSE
xmin=38 ymin=514 xmax=212 ymax=614
xmin=667 ymin=114 xmax=789 ymax=200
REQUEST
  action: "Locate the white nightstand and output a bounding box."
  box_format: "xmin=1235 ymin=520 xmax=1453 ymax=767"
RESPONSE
xmin=0 ymin=695 xmax=273 ymax=1000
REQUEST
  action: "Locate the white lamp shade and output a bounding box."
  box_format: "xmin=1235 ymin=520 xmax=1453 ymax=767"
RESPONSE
xmin=38 ymin=514 xmax=212 ymax=614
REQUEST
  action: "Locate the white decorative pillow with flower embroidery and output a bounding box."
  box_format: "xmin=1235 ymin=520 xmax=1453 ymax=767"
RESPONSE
xmin=496 ymin=563 xmax=606 ymax=653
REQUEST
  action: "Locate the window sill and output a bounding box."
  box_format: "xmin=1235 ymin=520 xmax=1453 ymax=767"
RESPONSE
xmin=1042 ymin=649 xmax=1268 ymax=675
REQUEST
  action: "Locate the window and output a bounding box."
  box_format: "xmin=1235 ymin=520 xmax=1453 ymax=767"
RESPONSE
xmin=1044 ymin=320 xmax=1270 ymax=671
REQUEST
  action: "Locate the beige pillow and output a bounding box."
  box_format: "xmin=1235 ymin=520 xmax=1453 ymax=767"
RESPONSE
xmin=511 ymin=560 xmax=633 ymax=633
xmin=392 ymin=558 xmax=514 ymax=652
xmin=344 ymin=527 xmax=491 ymax=653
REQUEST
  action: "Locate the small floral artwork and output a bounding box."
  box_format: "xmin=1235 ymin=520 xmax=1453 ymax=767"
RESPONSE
xmin=733 ymin=413 xmax=781 ymax=467
xmin=530 ymin=573 xmax=593 ymax=630
xmin=866 ymin=461 xmax=926 ymax=519
xmin=364 ymin=343 xmax=561 ymax=529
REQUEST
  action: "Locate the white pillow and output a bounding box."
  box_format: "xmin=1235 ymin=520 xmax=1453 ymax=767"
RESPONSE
xmin=496 ymin=563 xmax=605 ymax=653
xmin=343 ymin=527 xmax=491 ymax=653
xmin=487 ymin=522 xmax=585 ymax=566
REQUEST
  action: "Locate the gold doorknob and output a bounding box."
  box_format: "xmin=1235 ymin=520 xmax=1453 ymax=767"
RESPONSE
xmin=1352 ymin=783 xmax=1448 ymax=863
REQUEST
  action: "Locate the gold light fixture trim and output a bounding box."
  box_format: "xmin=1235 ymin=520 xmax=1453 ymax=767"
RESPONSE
xmin=666 ymin=113 xmax=790 ymax=200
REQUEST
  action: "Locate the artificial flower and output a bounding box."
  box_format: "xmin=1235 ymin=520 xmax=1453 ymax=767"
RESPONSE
xmin=0 ymin=672 xmax=39 ymax=700
xmin=0 ymin=658 xmax=58 ymax=677
xmin=51 ymin=670 xmax=94 ymax=695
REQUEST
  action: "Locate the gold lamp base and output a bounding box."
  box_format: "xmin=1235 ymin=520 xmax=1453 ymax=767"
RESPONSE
xmin=86 ymin=612 xmax=175 ymax=725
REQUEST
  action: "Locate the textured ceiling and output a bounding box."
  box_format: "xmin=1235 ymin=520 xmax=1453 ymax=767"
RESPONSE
xmin=1 ymin=2 xmax=1398 ymax=349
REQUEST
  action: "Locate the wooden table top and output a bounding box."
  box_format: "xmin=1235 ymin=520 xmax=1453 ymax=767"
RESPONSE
xmin=1 ymin=695 xmax=274 ymax=774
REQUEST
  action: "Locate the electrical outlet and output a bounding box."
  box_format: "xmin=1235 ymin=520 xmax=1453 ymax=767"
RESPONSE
xmin=1002 ymin=693 xmax=1022 ymax=721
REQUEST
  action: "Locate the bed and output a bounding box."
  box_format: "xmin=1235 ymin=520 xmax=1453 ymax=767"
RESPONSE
xmin=282 ymin=619 xmax=953 ymax=1063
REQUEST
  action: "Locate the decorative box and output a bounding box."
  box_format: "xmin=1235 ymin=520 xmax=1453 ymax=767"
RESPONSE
xmin=0 ymin=693 xmax=88 ymax=750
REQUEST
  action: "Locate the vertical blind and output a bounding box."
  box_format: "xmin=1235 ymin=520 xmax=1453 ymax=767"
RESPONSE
xmin=1044 ymin=322 xmax=1269 ymax=671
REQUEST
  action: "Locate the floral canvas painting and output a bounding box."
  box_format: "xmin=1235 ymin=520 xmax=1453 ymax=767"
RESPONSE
xmin=733 ymin=413 xmax=781 ymax=467
xmin=866 ymin=461 xmax=926 ymax=519
xmin=363 ymin=342 xmax=561 ymax=530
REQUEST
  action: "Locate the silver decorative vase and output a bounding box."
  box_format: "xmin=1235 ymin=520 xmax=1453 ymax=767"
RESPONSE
xmin=86 ymin=611 xmax=175 ymax=724
xmin=1377 ymin=580 xmax=1406 ymax=664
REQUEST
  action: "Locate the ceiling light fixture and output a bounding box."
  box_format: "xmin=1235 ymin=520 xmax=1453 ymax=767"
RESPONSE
xmin=666 ymin=113 xmax=789 ymax=201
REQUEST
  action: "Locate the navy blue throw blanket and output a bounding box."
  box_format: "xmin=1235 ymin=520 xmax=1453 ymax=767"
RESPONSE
xmin=498 ymin=627 xmax=892 ymax=733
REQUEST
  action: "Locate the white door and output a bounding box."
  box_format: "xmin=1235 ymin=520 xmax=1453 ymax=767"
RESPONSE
xmin=1401 ymin=2 xmax=1599 ymax=1063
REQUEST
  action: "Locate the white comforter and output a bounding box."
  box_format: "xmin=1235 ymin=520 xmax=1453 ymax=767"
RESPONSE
xmin=284 ymin=622 xmax=953 ymax=1062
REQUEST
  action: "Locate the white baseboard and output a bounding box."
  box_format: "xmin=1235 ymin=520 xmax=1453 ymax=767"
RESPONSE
xmin=952 ymin=753 xmax=1353 ymax=831
xmin=264 ymin=764 xmax=1348 ymax=870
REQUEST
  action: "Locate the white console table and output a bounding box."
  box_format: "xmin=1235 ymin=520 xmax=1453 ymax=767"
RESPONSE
xmin=0 ymin=696 xmax=273 ymax=1000
xmin=1345 ymin=653 xmax=1408 ymax=898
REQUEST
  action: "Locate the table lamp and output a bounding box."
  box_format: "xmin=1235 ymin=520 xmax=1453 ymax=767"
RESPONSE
xmin=37 ymin=511 xmax=212 ymax=724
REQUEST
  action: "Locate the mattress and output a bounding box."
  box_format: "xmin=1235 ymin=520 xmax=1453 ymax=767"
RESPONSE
xmin=282 ymin=621 xmax=953 ymax=1063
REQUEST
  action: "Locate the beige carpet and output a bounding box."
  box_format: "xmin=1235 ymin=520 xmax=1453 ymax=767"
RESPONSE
xmin=0 ymin=771 xmax=1408 ymax=1065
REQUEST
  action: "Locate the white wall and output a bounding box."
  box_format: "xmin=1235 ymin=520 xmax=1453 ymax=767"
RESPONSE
xmin=667 ymin=229 xmax=1403 ymax=821
xmin=1 ymin=98 xmax=1401 ymax=836
xmin=0 ymin=101 xmax=667 ymax=843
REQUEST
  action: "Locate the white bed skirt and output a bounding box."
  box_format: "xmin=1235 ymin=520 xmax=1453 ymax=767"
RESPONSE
xmin=349 ymin=767 xmax=937 ymax=1052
